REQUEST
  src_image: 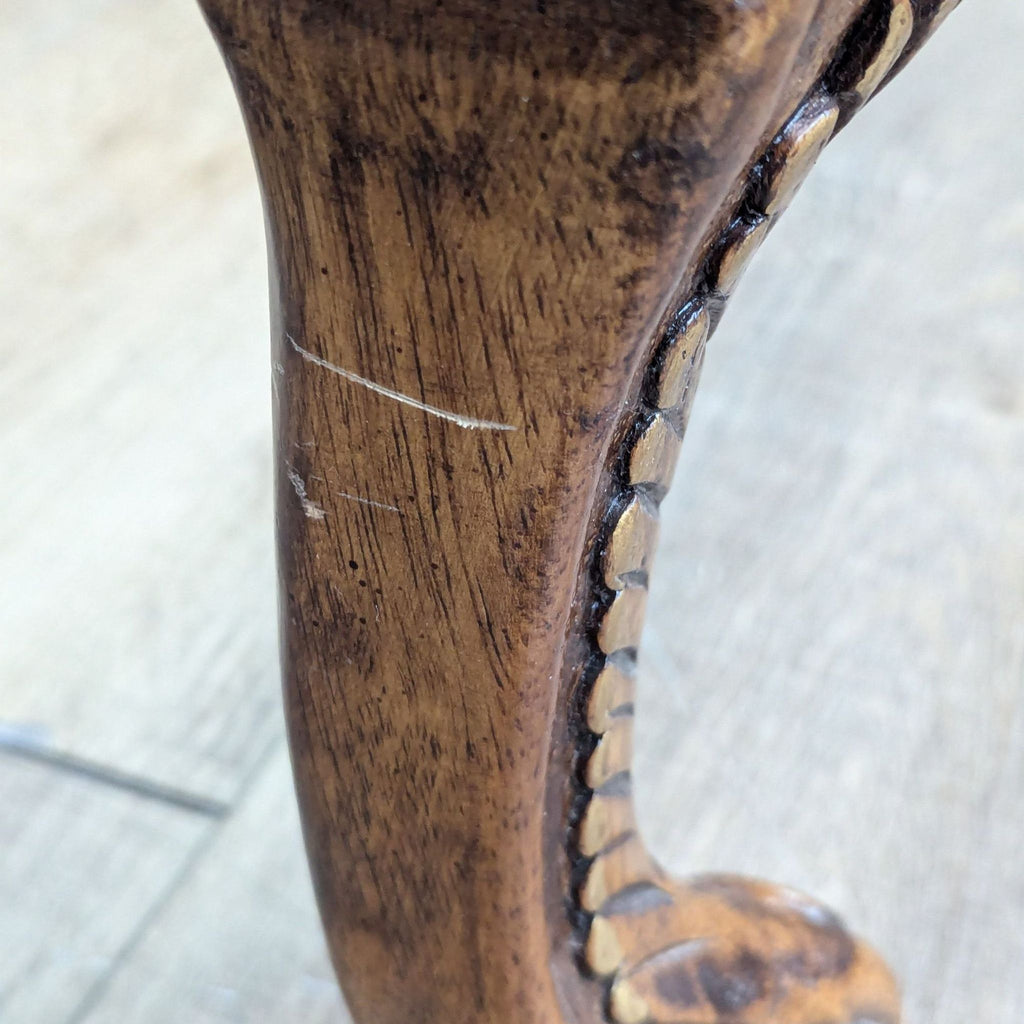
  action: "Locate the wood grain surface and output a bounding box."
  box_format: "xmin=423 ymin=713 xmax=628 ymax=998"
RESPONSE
xmin=0 ymin=0 xmax=1021 ymax=1022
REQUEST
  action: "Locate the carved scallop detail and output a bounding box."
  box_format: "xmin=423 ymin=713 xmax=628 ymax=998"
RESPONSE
xmin=585 ymin=716 xmax=633 ymax=790
xmin=608 ymin=977 xmax=651 ymax=1024
xmin=652 ymin=305 xmax=709 ymax=411
xmin=629 ymin=413 xmax=683 ymax=491
xmin=854 ymin=0 xmax=914 ymax=102
xmin=586 ymin=881 xmax=677 ymax=978
xmin=587 ymin=658 xmax=635 ymax=734
xmin=578 ymin=791 xmax=635 ymax=858
xmin=586 ymin=914 xmax=627 ymax=977
xmin=580 ymin=834 xmax=652 ymax=913
xmin=603 ymin=495 xmax=659 ymax=590
xmin=710 ymin=215 xmax=770 ymax=296
xmin=609 ymin=942 xmax=710 ymax=1024
xmin=764 ymin=93 xmax=840 ymax=217
xmin=597 ymin=588 xmax=648 ymax=654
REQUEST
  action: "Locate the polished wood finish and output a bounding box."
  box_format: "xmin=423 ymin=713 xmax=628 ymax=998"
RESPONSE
xmin=198 ymin=2 xmax=960 ymax=1022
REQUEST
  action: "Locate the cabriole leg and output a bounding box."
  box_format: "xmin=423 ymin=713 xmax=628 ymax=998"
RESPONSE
xmin=198 ymin=2 xmax=959 ymax=1022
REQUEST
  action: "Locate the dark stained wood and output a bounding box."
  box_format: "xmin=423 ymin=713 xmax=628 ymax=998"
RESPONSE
xmin=197 ymin=2 xmax=960 ymax=1022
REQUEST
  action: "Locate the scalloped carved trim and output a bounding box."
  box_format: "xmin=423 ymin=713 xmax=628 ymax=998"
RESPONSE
xmin=565 ymin=2 xmax=953 ymax=1021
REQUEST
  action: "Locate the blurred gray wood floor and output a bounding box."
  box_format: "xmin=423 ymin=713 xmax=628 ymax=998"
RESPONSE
xmin=1 ymin=2 xmax=1021 ymax=1022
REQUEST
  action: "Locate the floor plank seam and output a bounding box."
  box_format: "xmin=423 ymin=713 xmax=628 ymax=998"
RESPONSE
xmin=59 ymin=733 xmax=287 ymax=1024
xmin=0 ymin=740 xmax=231 ymax=819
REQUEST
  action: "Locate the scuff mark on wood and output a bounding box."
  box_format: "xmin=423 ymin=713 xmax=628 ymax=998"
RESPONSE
xmin=337 ymin=490 xmax=401 ymax=514
xmin=286 ymin=334 xmax=516 ymax=432
xmin=286 ymin=468 xmax=327 ymax=520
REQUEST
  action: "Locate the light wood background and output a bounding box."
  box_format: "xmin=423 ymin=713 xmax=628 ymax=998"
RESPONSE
xmin=1 ymin=1 xmax=1020 ymax=1022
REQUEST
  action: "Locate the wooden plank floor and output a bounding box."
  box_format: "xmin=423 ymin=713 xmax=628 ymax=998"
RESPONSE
xmin=1 ymin=1 xmax=1021 ymax=1022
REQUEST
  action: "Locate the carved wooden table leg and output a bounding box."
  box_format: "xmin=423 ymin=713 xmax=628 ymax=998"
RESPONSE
xmin=198 ymin=2 xmax=960 ymax=1022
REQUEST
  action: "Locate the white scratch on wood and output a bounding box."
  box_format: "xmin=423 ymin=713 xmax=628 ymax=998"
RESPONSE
xmin=286 ymin=468 xmax=326 ymax=521
xmin=337 ymin=490 xmax=401 ymax=514
xmin=286 ymin=334 xmax=516 ymax=431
